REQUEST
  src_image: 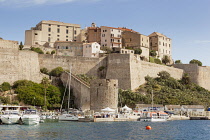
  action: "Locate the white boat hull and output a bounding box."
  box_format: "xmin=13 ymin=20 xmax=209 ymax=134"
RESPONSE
xmin=58 ymin=114 xmax=78 ymax=121
xmin=140 ymin=117 xmax=167 ymax=122
xmin=21 ymin=115 xmax=40 ymax=125
xmin=1 ymin=115 xmax=21 ymax=124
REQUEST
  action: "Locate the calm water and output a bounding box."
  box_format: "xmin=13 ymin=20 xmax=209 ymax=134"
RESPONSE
xmin=0 ymin=120 xmax=210 ymax=140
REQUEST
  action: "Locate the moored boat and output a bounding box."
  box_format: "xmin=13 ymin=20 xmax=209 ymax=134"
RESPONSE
xmin=1 ymin=110 xmax=22 ymax=124
xmin=21 ymin=109 xmax=40 ymax=125
xmin=139 ymin=111 xmax=169 ymax=122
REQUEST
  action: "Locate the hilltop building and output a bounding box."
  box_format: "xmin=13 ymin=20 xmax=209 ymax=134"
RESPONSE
xmin=83 ymin=42 xmax=101 ymax=58
xmin=54 ymin=41 xmax=83 ymax=56
xmin=121 ymin=29 xmax=150 ymax=60
xmin=25 ymin=20 xmax=81 ymax=47
xmin=148 ymin=32 xmax=172 ymax=61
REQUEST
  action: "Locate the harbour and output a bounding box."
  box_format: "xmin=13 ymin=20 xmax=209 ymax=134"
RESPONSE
xmin=1 ymin=120 xmax=210 ymax=140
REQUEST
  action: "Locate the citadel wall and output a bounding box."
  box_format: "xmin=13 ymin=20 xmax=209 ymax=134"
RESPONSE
xmin=106 ymin=54 xmax=184 ymax=90
xmin=38 ymin=54 xmax=107 ymax=77
xmin=174 ymin=64 xmax=210 ymax=91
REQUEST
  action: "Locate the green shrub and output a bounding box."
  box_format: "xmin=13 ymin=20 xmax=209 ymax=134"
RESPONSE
xmin=1 ymin=82 xmax=11 ymax=91
xmin=50 ymin=67 xmax=64 ymax=77
xmin=154 ymin=58 xmax=162 ymax=64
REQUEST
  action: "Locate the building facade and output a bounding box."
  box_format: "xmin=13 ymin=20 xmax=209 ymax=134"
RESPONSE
xmin=25 ymin=20 xmax=81 ymax=47
xmin=83 ymin=42 xmax=101 ymax=58
xmin=148 ymin=32 xmax=172 ymax=60
xmin=122 ymin=30 xmax=150 ymax=60
xmin=54 ymin=41 xmax=83 ymax=56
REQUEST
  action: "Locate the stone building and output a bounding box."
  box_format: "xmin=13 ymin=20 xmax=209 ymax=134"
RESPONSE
xmin=54 ymin=41 xmax=83 ymax=56
xmin=90 ymin=79 xmax=118 ymax=112
xmin=148 ymin=32 xmax=172 ymax=61
xmin=87 ymin=23 xmax=101 ymax=44
xmin=25 ymin=20 xmax=81 ymax=47
xmin=83 ymin=42 xmax=101 ymax=58
xmin=122 ymin=30 xmax=149 ymax=60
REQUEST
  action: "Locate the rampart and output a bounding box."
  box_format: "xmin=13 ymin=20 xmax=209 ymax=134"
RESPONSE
xmin=174 ymin=64 xmax=210 ymax=91
xmin=0 ymin=49 xmax=44 ymax=84
xmin=38 ymin=54 xmax=107 ymax=77
xmin=106 ymin=54 xmax=184 ymax=90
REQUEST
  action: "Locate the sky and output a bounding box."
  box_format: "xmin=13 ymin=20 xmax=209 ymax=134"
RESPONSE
xmin=0 ymin=0 xmax=210 ymax=66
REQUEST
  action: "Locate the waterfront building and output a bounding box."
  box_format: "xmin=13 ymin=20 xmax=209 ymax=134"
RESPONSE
xmin=148 ymin=32 xmax=172 ymax=61
xmin=25 ymin=20 xmax=81 ymax=47
xmin=83 ymin=42 xmax=101 ymax=58
xmin=54 ymin=41 xmax=83 ymax=56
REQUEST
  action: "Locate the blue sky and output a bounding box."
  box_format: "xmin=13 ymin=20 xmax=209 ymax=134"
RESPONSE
xmin=0 ymin=0 xmax=210 ymax=66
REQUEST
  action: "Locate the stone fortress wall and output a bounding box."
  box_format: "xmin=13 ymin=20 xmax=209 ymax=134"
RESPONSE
xmin=106 ymin=54 xmax=184 ymax=90
xmin=174 ymin=64 xmax=210 ymax=91
xmin=0 ymin=39 xmax=44 ymax=85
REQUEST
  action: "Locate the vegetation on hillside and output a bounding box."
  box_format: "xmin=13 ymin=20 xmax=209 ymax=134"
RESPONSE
xmin=76 ymin=74 xmax=96 ymax=84
xmin=31 ymin=47 xmax=44 ymax=54
xmin=119 ymin=71 xmax=210 ymax=109
xmin=189 ymin=59 xmax=202 ymax=66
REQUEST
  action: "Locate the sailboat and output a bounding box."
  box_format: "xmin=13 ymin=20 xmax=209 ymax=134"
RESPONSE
xmin=58 ymin=66 xmax=79 ymax=121
xmin=139 ymin=90 xmax=169 ymax=122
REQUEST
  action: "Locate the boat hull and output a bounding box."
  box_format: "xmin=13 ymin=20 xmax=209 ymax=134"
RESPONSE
xmin=140 ymin=117 xmax=167 ymax=122
xmin=22 ymin=115 xmax=40 ymax=125
xmin=58 ymin=114 xmax=78 ymax=121
xmin=1 ymin=115 xmax=21 ymax=124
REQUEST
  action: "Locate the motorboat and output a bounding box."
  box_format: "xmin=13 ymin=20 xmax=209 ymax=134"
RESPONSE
xmin=1 ymin=110 xmax=22 ymax=124
xmin=139 ymin=111 xmax=169 ymax=122
xmin=21 ymin=109 xmax=40 ymax=125
xmin=58 ymin=113 xmax=78 ymax=121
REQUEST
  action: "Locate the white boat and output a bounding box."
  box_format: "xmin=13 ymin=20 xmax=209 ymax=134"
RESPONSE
xmin=139 ymin=111 xmax=169 ymax=122
xmin=58 ymin=113 xmax=78 ymax=121
xmin=21 ymin=109 xmax=40 ymax=125
xmin=1 ymin=110 xmax=21 ymax=124
xmin=58 ymin=66 xmax=79 ymax=121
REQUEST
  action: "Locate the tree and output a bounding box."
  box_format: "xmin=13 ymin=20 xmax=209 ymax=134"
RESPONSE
xmin=150 ymin=50 xmax=157 ymax=57
xmin=46 ymin=51 xmax=50 ymax=54
xmin=157 ymin=71 xmax=170 ymax=79
xmin=189 ymin=59 xmax=202 ymax=66
xmin=19 ymin=42 xmax=24 ymax=50
xmin=162 ymin=55 xmax=170 ymax=65
xmin=51 ymin=50 xmax=56 ymax=54
xmin=1 ymin=82 xmax=11 ymax=91
xmin=175 ymin=60 xmax=182 ymax=64
xmin=181 ymin=73 xmax=191 ymax=85
xmin=40 ymin=68 xmax=49 ymax=75
xmin=31 ymin=47 xmax=44 ymax=54
xmin=41 ymin=77 xmax=51 ymax=110
xmin=50 ymin=67 xmax=64 ymax=77
xmin=134 ymin=49 xmax=142 ymax=55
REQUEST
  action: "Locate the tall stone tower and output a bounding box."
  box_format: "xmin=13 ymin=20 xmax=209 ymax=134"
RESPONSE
xmin=90 ymin=79 xmax=118 ymax=112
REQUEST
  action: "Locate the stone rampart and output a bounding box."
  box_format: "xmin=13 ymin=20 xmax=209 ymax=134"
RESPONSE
xmin=106 ymin=54 xmax=184 ymax=90
xmin=60 ymin=72 xmax=90 ymax=111
xmin=174 ymin=64 xmax=210 ymax=91
xmin=38 ymin=54 xmax=107 ymax=77
xmin=0 ymin=49 xmax=44 ymax=84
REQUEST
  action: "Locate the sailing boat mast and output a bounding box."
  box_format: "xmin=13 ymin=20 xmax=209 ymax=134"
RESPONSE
xmin=67 ymin=65 xmax=72 ymax=113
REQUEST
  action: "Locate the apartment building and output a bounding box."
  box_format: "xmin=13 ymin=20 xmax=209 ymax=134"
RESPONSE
xmin=25 ymin=20 xmax=81 ymax=47
xmin=54 ymin=41 xmax=83 ymax=56
xmin=83 ymin=42 xmax=101 ymax=58
xmin=149 ymin=32 xmax=172 ymax=60
xmin=122 ymin=30 xmax=149 ymax=60
xmin=100 ymin=26 xmax=122 ymax=49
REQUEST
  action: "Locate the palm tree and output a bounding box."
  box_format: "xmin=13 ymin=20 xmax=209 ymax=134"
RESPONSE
xmin=41 ymin=77 xmax=50 ymax=110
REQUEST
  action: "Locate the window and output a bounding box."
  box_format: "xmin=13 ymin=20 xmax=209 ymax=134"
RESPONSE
xmin=57 ymin=25 xmax=60 ymax=27
xmin=118 ymin=40 xmax=120 ymax=43
xmin=57 ymin=46 xmax=60 ymax=49
xmin=48 ymin=34 xmax=51 ymax=36
xmin=49 ymin=24 xmax=51 ymax=26
xmin=142 ymin=38 xmax=143 ymax=41
xmin=57 ymin=35 xmax=60 ymax=37
xmin=66 ymin=39 xmax=68 ymax=41
xmin=48 ymin=37 xmax=50 ymax=42
xmin=130 ymin=38 xmax=132 ymax=42
xmin=66 ymin=30 xmax=68 ymax=34
xmin=48 ymin=28 xmax=51 ymax=32
xmin=74 ymin=30 xmax=77 ymax=34
xmin=163 ymin=42 xmax=164 ymax=46
xmin=57 ymin=38 xmax=59 ymax=41
xmin=35 ymin=33 xmax=38 ymax=35
xmin=57 ymin=28 xmax=60 ymax=33
xmin=96 ymin=46 xmax=98 ymax=48
xmin=169 ymin=44 xmax=171 ymax=47
xmin=66 ymin=26 xmax=68 ymax=28
xmin=66 ymin=36 xmax=68 ymax=38
xmin=159 ymin=41 xmax=161 ymax=45
xmin=66 ymin=46 xmax=68 ymax=49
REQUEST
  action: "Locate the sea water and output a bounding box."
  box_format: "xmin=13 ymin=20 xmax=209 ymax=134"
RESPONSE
xmin=0 ymin=120 xmax=210 ymax=140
